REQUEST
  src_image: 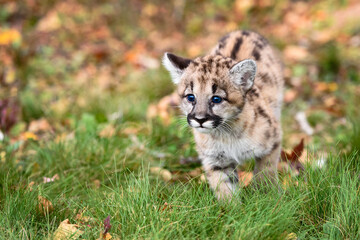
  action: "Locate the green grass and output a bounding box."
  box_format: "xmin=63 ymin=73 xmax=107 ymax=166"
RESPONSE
xmin=1 ymin=116 xmax=360 ymax=239
xmin=1 ymin=0 xmax=360 ymax=239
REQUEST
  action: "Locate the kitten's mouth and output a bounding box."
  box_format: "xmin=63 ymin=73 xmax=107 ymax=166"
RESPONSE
xmin=186 ymin=115 xmax=222 ymax=133
xmin=193 ymin=126 xmax=214 ymax=133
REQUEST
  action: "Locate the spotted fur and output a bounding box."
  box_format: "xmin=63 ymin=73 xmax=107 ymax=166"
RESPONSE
xmin=163 ymin=30 xmax=284 ymax=200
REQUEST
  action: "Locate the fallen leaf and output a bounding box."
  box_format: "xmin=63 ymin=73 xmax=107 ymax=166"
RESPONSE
xmin=285 ymin=232 xmax=297 ymax=240
xmin=38 ymin=195 xmax=54 ymax=215
xmin=199 ymin=173 xmax=206 ymax=183
xmin=27 ymin=181 xmax=35 ymax=191
xmin=187 ymin=167 xmax=203 ymax=178
xmin=147 ymin=92 xmax=180 ymax=125
xmin=281 ymin=138 xmax=305 ymax=173
xmin=234 ymin=0 xmax=254 ymax=14
xmin=22 ymin=132 xmax=38 ymax=141
xmin=98 ymin=233 xmax=112 ymax=240
xmin=99 ymin=124 xmax=116 ymax=138
xmin=75 ymin=212 xmax=97 ymax=226
xmin=237 ymin=171 xmax=253 ymax=187
xmin=0 ymin=29 xmax=21 ymax=45
xmin=122 ymin=127 xmax=140 ymax=135
xmin=158 ymin=202 xmax=172 ymax=212
xmin=137 ymin=54 xmax=160 ymax=69
xmin=283 ymin=45 xmax=310 ymax=62
xmin=36 ymin=10 xmax=61 ymax=32
xmin=93 ymin=179 xmax=101 ymax=189
xmin=0 ymin=98 xmax=20 ymax=132
xmin=284 ymin=89 xmax=298 ymax=103
xmin=0 ymin=151 xmax=5 ymax=163
xmin=150 ymin=167 xmax=172 ymax=182
xmin=53 ymin=219 xmax=83 ymax=240
xmin=28 ymin=118 xmax=52 ymax=133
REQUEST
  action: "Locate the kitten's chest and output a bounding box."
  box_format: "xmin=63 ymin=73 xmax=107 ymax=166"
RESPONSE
xmin=197 ymin=134 xmax=267 ymax=164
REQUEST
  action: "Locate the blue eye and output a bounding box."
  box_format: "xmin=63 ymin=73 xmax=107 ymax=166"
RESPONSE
xmin=211 ymin=96 xmax=222 ymax=103
xmin=187 ymin=94 xmax=196 ymax=102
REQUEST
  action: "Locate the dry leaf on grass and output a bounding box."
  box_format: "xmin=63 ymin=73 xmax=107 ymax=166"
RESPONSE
xmin=158 ymin=202 xmax=172 ymax=212
xmin=99 ymin=124 xmax=116 ymax=138
xmin=28 ymin=118 xmax=52 ymax=133
xmin=53 ymin=219 xmax=83 ymax=240
xmin=0 ymin=29 xmax=21 ymax=45
xmin=21 ymin=132 xmax=38 ymax=141
xmin=27 ymin=181 xmax=35 ymax=191
xmin=146 ymin=92 xmax=180 ymax=125
xmin=283 ymin=45 xmax=310 ymax=62
xmin=237 ymin=171 xmax=253 ymax=187
xmin=150 ymin=167 xmax=172 ymax=182
xmin=281 ymin=138 xmax=305 ymax=174
xmin=38 ymin=195 xmax=54 ymax=215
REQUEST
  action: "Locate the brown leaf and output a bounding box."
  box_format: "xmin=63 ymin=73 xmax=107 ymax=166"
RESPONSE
xmin=147 ymin=92 xmax=180 ymax=125
xmin=281 ymin=138 xmax=305 ymax=173
xmin=27 ymin=181 xmax=35 ymax=192
xmin=283 ymin=45 xmax=310 ymax=62
xmin=150 ymin=167 xmax=172 ymax=182
xmin=158 ymin=202 xmax=172 ymax=212
xmin=53 ymin=219 xmax=83 ymax=240
xmin=38 ymin=196 xmax=54 ymax=215
xmin=284 ymin=89 xmax=298 ymax=103
xmin=187 ymin=167 xmax=203 ymax=178
xmin=28 ymin=118 xmax=52 ymax=133
xmin=0 ymin=29 xmax=21 ymax=45
xmin=99 ymin=124 xmax=116 ymax=138
xmin=93 ymin=179 xmax=101 ymax=189
xmin=237 ymin=171 xmax=253 ymax=187
xmin=0 ymin=98 xmax=20 ymax=132
xmin=36 ymin=10 xmax=61 ymax=32
xmin=97 ymin=233 xmax=112 ymax=240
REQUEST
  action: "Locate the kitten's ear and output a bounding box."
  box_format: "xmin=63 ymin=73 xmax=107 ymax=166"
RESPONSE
xmin=162 ymin=52 xmax=192 ymax=84
xmin=229 ymin=59 xmax=257 ymax=92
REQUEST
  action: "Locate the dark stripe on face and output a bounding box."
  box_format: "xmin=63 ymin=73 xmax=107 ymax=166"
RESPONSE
xmin=219 ymin=34 xmax=229 ymax=45
xmin=265 ymin=130 xmax=271 ymax=139
xmin=249 ymin=111 xmax=258 ymax=134
xmin=225 ymin=174 xmax=239 ymax=184
xmin=190 ymin=81 xmax=194 ymax=91
xmin=252 ymin=48 xmax=261 ymax=60
xmin=212 ymin=163 xmax=236 ymax=171
xmin=271 ymin=142 xmax=279 ymax=152
xmin=254 ymin=41 xmax=264 ymax=50
xmin=247 ymin=88 xmax=259 ymax=100
xmin=242 ymin=30 xmax=250 ymax=36
xmin=257 ymin=106 xmax=272 ymax=125
xmin=192 ymin=61 xmax=199 ymax=67
xmin=230 ymin=37 xmax=243 ymax=60
xmin=259 ymin=72 xmax=272 ymax=84
xmin=212 ymin=84 xmax=217 ymax=94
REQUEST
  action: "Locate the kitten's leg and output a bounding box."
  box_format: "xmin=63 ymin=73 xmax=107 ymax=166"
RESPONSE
xmin=204 ymin=163 xmax=239 ymax=200
xmin=253 ymin=143 xmax=281 ymax=187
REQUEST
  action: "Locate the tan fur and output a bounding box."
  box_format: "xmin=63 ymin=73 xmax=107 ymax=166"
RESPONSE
xmin=163 ymin=30 xmax=284 ymax=200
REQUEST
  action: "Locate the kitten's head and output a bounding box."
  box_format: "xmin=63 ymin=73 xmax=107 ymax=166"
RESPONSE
xmin=163 ymin=53 xmax=256 ymax=134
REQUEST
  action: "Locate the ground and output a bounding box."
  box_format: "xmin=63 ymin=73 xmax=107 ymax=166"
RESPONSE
xmin=0 ymin=0 xmax=360 ymax=239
